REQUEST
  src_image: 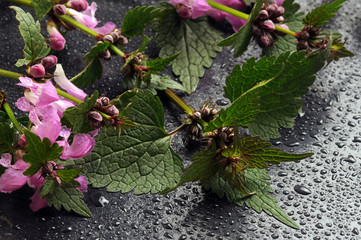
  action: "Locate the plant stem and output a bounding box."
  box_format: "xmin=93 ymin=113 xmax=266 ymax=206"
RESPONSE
xmin=206 ymin=0 xmax=298 ymax=37
xmin=55 ymin=89 xmax=82 ymax=104
xmin=0 ymin=69 xmax=22 ymax=79
xmin=7 ymin=0 xmax=32 ymax=7
xmin=3 ymin=101 xmax=23 ymax=134
xmin=164 ymin=89 xmax=194 ymax=117
xmin=109 ymin=44 xmax=126 ymax=58
xmin=56 ymin=13 xmax=100 ymax=39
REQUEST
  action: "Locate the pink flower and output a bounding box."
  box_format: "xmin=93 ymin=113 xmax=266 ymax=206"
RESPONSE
xmin=169 ymin=0 xmax=247 ymax=32
xmin=54 ymin=64 xmax=87 ymax=101
xmin=47 ymin=20 xmax=66 ymax=51
xmin=275 ymin=0 xmax=284 ymax=6
xmin=0 ymin=153 xmax=29 ymax=193
xmin=68 ymin=2 xmax=116 ymax=35
xmin=41 ymin=55 xmax=58 ymax=69
xmin=75 ymin=175 xmax=88 ymax=192
xmin=57 ymin=128 xmax=95 ymax=160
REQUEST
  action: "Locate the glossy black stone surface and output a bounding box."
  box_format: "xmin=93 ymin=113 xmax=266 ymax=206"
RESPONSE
xmin=0 ymin=0 xmax=360 ymax=239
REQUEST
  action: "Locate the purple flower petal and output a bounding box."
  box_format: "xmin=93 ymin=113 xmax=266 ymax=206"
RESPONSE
xmin=75 ymin=175 xmax=88 ymax=192
xmin=0 ymin=153 xmax=12 ymax=168
xmin=29 ymin=188 xmax=48 ymax=212
xmin=16 ymin=97 xmax=33 ymax=112
xmin=36 ymin=81 xmax=59 ymax=109
xmin=94 ymin=22 xmax=117 ymax=35
xmin=0 ymin=168 xmax=28 ymax=193
xmin=60 ymin=133 xmax=95 ymax=160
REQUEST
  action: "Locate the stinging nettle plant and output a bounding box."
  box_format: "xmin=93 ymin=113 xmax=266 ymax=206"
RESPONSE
xmin=0 ymin=0 xmax=353 ymax=229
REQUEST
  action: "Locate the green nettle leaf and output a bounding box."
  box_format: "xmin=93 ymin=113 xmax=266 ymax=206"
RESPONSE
xmin=57 ymin=169 xmax=82 ymax=184
xmin=229 ymin=135 xmax=313 ymax=168
xmin=111 ymin=89 xmax=138 ymax=111
xmin=123 ymin=74 xmax=186 ymax=95
xmin=61 ymin=91 xmax=99 ymax=134
xmin=10 ymin=6 xmax=51 ymax=67
xmin=45 ymin=181 xmax=92 ymax=217
xmin=328 ymin=37 xmax=355 ymax=64
xmin=263 ymin=0 xmax=305 ymax=57
xmin=121 ymin=6 xmax=164 ymax=38
xmin=0 ymin=123 xmax=14 ymax=155
xmin=0 ymin=111 xmax=8 ymax=123
xmin=70 ymin=58 xmax=103 ymax=88
xmin=153 ymin=4 xmax=223 ymax=93
xmin=218 ymin=0 xmax=264 ymax=57
xmin=205 ymin=47 xmax=330 ymax=139
xmin=31 ymin=0 xmax=53 ymax=21
xmin=203 ymin=169 xmax=299 ymax=229
xmin=303 ymin=0 xmax=347 ymax=28
xmin=65 ymin=90 xmax=183 ymax=194
xmin=83 ymin=42 xmax=110 ymax=63
xmin=40 ymin=178 xmax=57 ymax=197
xmin=146 ymin=53 xmax=179 ymax=74
xmin=161 ymin=143 xmax=218 ymax=194
xmin=22 ymin=129 xmax=63 ymax=176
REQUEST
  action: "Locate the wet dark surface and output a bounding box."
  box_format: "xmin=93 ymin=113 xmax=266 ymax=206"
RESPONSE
xmin=0 ymin=0 xmax=360 ymax=239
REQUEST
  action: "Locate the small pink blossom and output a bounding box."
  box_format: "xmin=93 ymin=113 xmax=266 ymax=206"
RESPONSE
xmin=0 ymin=154 xmax=29 ymax=193
xmin=169 ymin=0 xmax=247 ymax=32
xmin=75 ymin=175 xmax=88 ymax=192
xmin=41 ymin=55 xmax=58 ymax=69
xmin=47 ymin=21 xmax=66 ymax=51
xmin=68 ymin=2 xmax=116 ymax=35
xmin=59 ymin=133 xmax=95 ymax=160
xmin=67 ymin=0 xmax=89 ymax=12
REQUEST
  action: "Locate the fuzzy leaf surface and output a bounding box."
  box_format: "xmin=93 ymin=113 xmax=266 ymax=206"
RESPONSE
xmin=218 ymin=0 xmax=264 ymax=57
xmin=263 ymin=0 xmax=305 ymax=57
xmin=70 ymin=58 xmax=103 ymax=88
xmin=65 ymin=90 xmax=183 ymax=194
xmin=23 ymin=130 xmax=63 ymax=176
xmin=10 ymin=6 xmax=51 ymax=67
xmin=161 ymin=143 xmax=218 ymax=194
xmin=45 ymin=181 xmax=92 ymax=217
xmin=146 ymin=54 xmax=179 ymax=74
xmin=61 ymin=91 xmax=99 ymax=134
xmin=121 ymin=6 xmax=164 ymax=38
xmin=303 ymin=0 xmax=346 ymax=28
xmin=57 ymin=169 xmax=82 ymax=184
xmin=203 ymin=169 xmax=299 ymax=229
xmin=32 ymin=0 xmax=53 ymax=20
xmin=227 ymin=136 xmax=313 ymax=168
xmin=153 ymin=4 xmax=222 ymax=93
xmin=205 ymin=48 xmax=330 ymax=139
xmin=0 ymin=123 xmax=14 ymax=155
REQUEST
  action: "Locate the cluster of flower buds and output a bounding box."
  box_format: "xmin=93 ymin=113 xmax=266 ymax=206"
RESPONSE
xmin=89 ymin=96 xmax=120 ymax=128
xmin=205 ymin=127 xmax=234 ymax=150
xmin=98 ymin=29 xmax=129 ymax=60
xmin=28 ymin=55 xmax=58 ymax=78
xmin=296 ymin=26 xmax=321 ymax=53
xmin=188 ymin=102 xmax=218 ymax=138
xmin=252 ymin=3 xmax=289 ymax=48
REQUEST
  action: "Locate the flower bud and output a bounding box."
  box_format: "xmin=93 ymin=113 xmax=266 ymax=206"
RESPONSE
xmin=41 ymin=55 xmax=58 ymax=69
xmin=176 ymin=4 xmax=192 ymax=19
xmin=53 ymin=4 xmax=67 ymax=15
xmin=18 ymin=134 xmax=27 ymax=148
xmin=88 ymin=111 xmax=103 ymax=122
xmin=258 ymin=33 xmax=274 ymax=48
xmin=30 ymin=64 xmax=45 ymax=78
xmin=298 ymin=31 xmax=310 ymax=40
xmin=15 ymin=149 xmax=26 ymax=161
xmin=118 ymin=35 xmax=128 ymax=45
xmin=252 ymin=25 xmax=263 ymax=37
xmin=106 ymin=105 xmax=119 ymax=116
xmin=276 ymin=6 xmax=285 ymax=16
xmin=103 ymin=34 xmax=114 ymax=43
xmin=296 ymin=39 xmax=309 ymax=51
xmin=219 ymin=132 xmax=228 ymax=142
xmin=67 ymin=0 xmax=88 ymax=12
xmin=309 ymin=27 xmax=320 ymax=37
xmin=211 ymin=109 xmax=218 ymax=115
xmin=193 ymin=111 xmax=202 ymax=120
xmin=276 ymin=24 xmax=289 ymax=36
xmin=100 ymin=50 xmax=112 ymax=59
xmin=257 ymin=10 xmax=269 ymax=20
xmin=202 ymin=107 xmax=210 ymax=116
xmin=266 ymin=4 xmax=278 ymax=16
xmin=100 ymin=97 xmax=110 ymax=106
xmin=262 ymin=20 xmax=275 ymax=31
xmin=276 ymin=16 xmax=284 ymax=22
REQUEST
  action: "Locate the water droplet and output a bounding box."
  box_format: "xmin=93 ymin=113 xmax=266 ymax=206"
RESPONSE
xmin=294 ymin=185 xmax=311 ymax=195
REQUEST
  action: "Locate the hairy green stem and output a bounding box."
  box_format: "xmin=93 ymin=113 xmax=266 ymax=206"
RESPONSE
xmin=3 ymin=101 xmax=23 ymax=134
xmin=0 ymin=69 xmax=22 ymax=79
xmin=206 ymin=0 xmax=298 ymax=37
xmin=7 ymin=0 xmax=32 ymax=7
xmin=109 ymin=44 xmax=126 ymax=58
xmin=164 ymin=89 xmax=194 ymax=117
